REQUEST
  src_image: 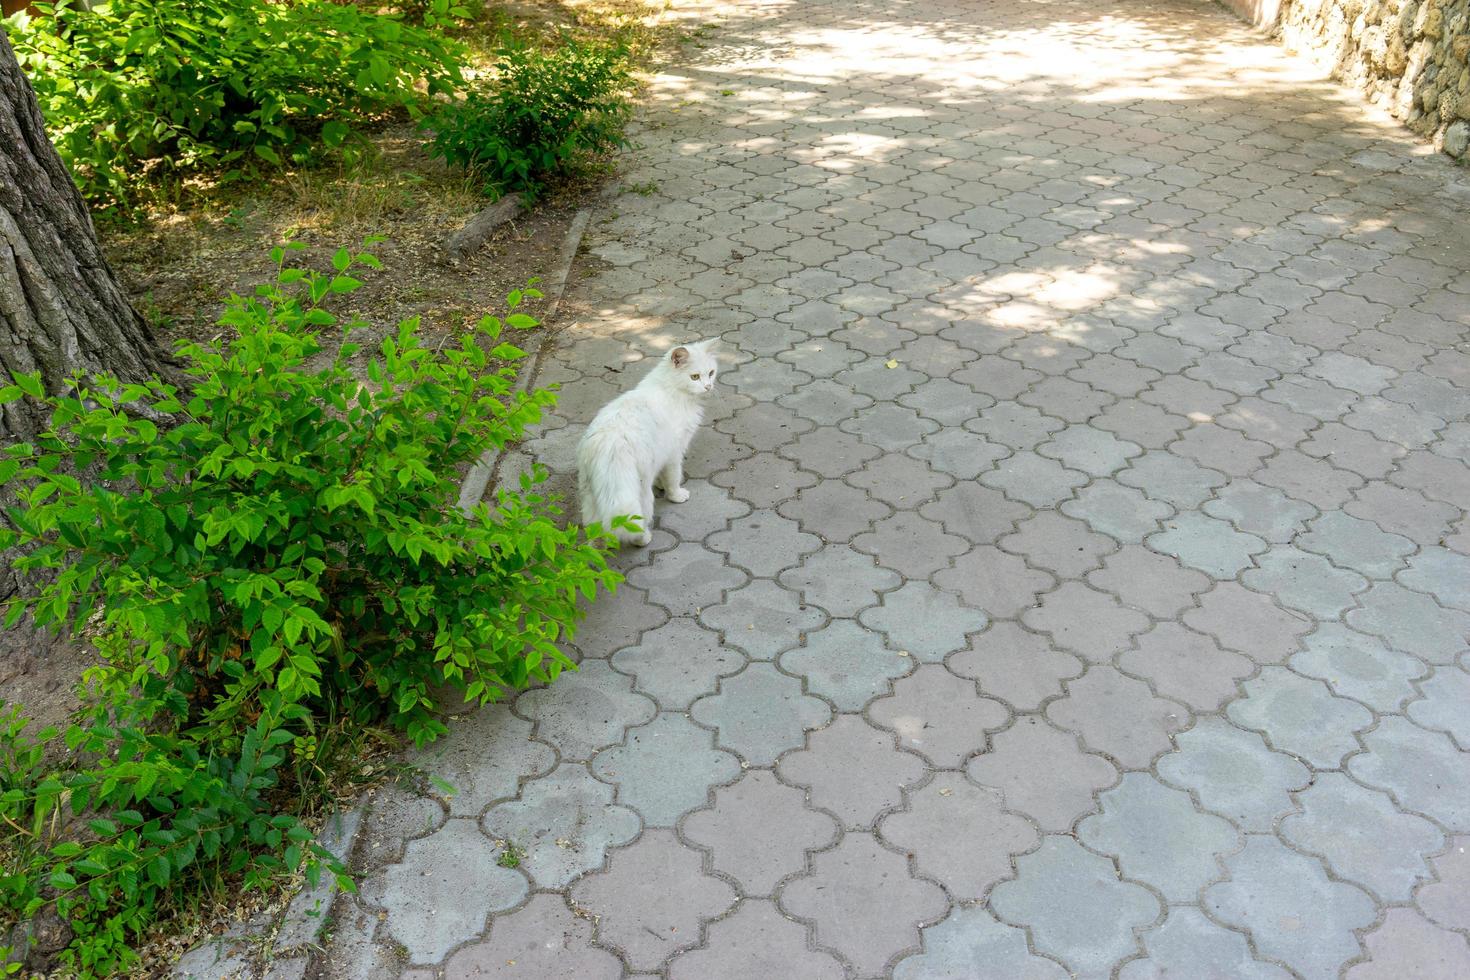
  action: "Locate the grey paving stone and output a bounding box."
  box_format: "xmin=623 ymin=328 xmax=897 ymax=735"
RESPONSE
xmin=406 ymin=704 xmax=553 ymax=818
xmin=868 ymin=665 xmax=1010 ymax=766
xmin=667 ymin=900 xmax=845 ymax=980
xmin=999 ymin=511 xmax=1117 ymax=578
xmin=990 ymin=835 xmax=1160 ymax=976
xmin=849 ymin=452 xmax=956 ymax=509
xmin=363 ymin=821 xmax=527 ymax=966
xmin=681 ymin=770 xmax=838 ymax=895
xmin=1347 ymin=907 xmax=1470 ymax=980
xmin=967 ymin=716 xmax=1117 ymax=832
xmin=1157 ymin=718 xmax=1309 ymax=832
xmin=1205 ymin=835 xmax=1377 ymax=980
xmin=893 ymin=906 xmax=1069 ymax=980
xmin=515 ymin=661 xmax=655 ymax=763
xmin=780 ymin=832 xmax=948 ymax=976
xmin=480 ymin=764 xmax=639 ymax=890
xmin=1228 ymin=667 xmax=1374 ymax=767
xmin=1281 ymin=772 xmax=1445 ymax=902
xmin=1022 ymin=583 xmax=1151 ymax=663
xmin=981 ymin=451 xmax=1090 ymax=507
xmin=590 ymin=713 xmax=740 ymax=826
xmin=781 ymin=619 xmax=913 ymax=711
xmin=949 ymin=622 xmax=1085 ymax=710
xmin=777 ymin=479 xmax=892 ymax=542
xmin=1119 ymin=908 xmax=1291 ymax=980
xmin=1289 ymin=622 xmax=1427 ymax=711
xmin=689 ymin=662 xmax=830 ymax=765
xmin=1350 ymin=717 xmax=1470 ymax=831
xmin=1047 ymin=667 xmax=1189 ymax=768
xmin=710 ymin=452 xmax=818 ymax=509
xmin=1347 ymin=583 xmax=1470 ymax=665
xmin=1118 ymin=451 xmax=1229 ymax=509
xmin=858 ymin=581 xmax=988 ymax=662
xmin=1399 ymin=547 xmax=1470 ymax=613
xmin=1120 ymin=622 xmax=1254 ymax=711
xmin=569 ymin=829 xmax=736 ymax=972
xmin=1061 ymin=480 xmax=1175 ymax=542
xmin=623 ymin=541 xmax=750 ymax=617
xmin=1037 ymin=427 xmax=1144 ymax=481
xmin=706 ymin=509 xmax=821 ymax=577
xmin=1297 ymin=510 xmax=1416 ymax=579
xmin=698 ymin=579 xmax=826 ymax=660
xmin=777 ymin=715 xmax=927 ymax=829
xmin=1087 ymin=546 xmax=1211 ymax=618
xmin=851 ymin=511 xmax=970 ymax=578
xmin=1183 ymin=582 xmax=1314 ymax=663
xmin=880 ymin=774 xmax=1036 ymax=900
xmin=1078 ymin=772 xmax=1237 ymax=903
xmin=1147 ymin=511 xmax=1268 ymax=580
xmin=777 ymin=545 xmax=903 ymax=618
xmin=441 ymin=893 xmax=621 ymax=980
xmin=611 ymin=617 xmax=744 ymax=710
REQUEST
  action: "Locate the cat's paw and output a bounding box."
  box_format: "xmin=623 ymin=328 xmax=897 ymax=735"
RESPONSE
xmin=666 ymin=486 xmax=690 ymax=503
xmin=634 ymin=530 xmax=653 ymax=547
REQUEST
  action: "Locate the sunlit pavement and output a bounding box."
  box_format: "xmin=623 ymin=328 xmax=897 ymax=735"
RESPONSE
xmin=324 ymin=1 xmax=1470 ymax=976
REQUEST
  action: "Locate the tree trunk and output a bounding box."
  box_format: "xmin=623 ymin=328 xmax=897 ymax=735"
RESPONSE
xmin=0 ymin=27 xmax=175 ymax=441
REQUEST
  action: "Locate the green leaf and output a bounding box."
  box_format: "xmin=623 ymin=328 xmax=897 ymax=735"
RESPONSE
xmin=254 ymin=144 xmax=282 ymax=165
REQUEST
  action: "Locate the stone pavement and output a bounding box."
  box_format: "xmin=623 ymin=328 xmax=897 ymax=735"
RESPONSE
xmin=320 ymin=0 xmax=1470 ymax=977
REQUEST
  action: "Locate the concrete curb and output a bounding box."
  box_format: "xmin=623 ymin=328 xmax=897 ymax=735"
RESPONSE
xmin=456 ymin=208 xmax=592 ymax=515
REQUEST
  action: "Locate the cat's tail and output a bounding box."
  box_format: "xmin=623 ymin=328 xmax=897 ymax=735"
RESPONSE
xmin=576 ymin=430 xmax=652 ymax=547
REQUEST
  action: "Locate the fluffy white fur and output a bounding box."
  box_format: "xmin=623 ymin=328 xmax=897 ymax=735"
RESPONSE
xmin=577 ymin=340 xmax=719 ymax=545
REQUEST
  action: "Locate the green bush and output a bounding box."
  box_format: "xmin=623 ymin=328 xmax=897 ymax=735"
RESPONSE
xmin=0 ymin=244 xmax=618 ymax=975
xmin=426 ymin=36 xmax=633 ymax=201
xmin=5 ymin=0 xmax=469 ymax=208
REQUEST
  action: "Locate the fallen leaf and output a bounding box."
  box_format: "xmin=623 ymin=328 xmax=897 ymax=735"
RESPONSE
xmin=885 ymin=359 xmax=899 ymax=369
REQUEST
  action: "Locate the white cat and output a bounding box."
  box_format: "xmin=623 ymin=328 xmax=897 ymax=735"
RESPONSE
xmin=577 ymin=340 xmax=719 ymax=546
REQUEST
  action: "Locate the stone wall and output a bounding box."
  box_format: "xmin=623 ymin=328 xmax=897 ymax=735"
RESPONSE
xmin=1221 ymin=0 xmax=1470 ymax=163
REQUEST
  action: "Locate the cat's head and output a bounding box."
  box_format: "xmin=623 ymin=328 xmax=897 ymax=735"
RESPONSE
xmin=668 ymin=340 xmax=720 ymax=395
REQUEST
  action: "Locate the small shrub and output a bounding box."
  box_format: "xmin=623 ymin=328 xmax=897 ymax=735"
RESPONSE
xmin=6 ymin=0 xmax=469 ymax=208
xmin=0 ymin=244 xmax=618 ymax=974
xmin=426 ymin=36 xmax=633 ymax=201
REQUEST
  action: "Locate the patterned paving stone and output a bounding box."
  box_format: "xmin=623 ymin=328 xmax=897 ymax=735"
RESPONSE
xmin=858 ymin=581 xmax=987 ymax=662
xmin=893 ymin=906 xmax=1069 ymax=980
xmin=1078 ymin=773 xmax=1237 ymax=903
xmin=934 ymin=547 xmax=1057 ymax=619
xmin=624 ymin=542 xmax=750 ymax=617
xmin=991 ymin=836 xmax=1160 ymax=976
xmin=689 ymin=662 xmax=830 ymax=765
xmin=441 ymin=894 xmax=621 ymax=980
xmin=667 ymin=900 xmax=845 ymax=980
xmin=868 ymin=665 xmax=1010 ymax=767
xmin=1347 ymin=583 xmax=1470 ymax=665
xmin=777 ymin=479 xmax=891 ymax=542
xmin=770 ymin=838 xmax=931 ymax=970
xmin=698 ymin=579 xmax=826 ymax=660
xmin=514 ymin=661 xmax=655 ymax=763
xmin=1228 ymin=668 xmax=1374 ymax=767
xmin=777 ymin=545 xmax=903 ymax=618
xmin=918 ymin=481 xmax=1030 ymax=543
xmin=848 ymin=452 xmax=955 ymax=509
xmin=1061 ymin=480 xmax=1175 ymax=542
xmin=1205 ymin=836 xmax=1377 ymax=980
xmin=480 ymin=764 xmax=640 ymax=890
xmin=411 ymin=704 xmax=554 ymax=817
xmin=1147 ymin=511 xmax=1268 ymax=580
xmin=1350 ymin=717 xmax=1470 ymax=831
xmin=967 ymin=716 xmax=1117 ymax=832
xmin=1183 ymin=582 xmax=1314 ymax=663
xmin=707 ymin=509 xmax=821 ymax=577
xmin=1297 ymin=511 xmax=1416 ymax=579
xmin=1086 ymin=546 xmax=1210 ymax=618
xmin=851 ymin=511 xmax=970 ymax=578
xmin=1417 ymin=839 xmax=1470 ymax=931
xmin=681 ymin=771 xmax=838 ymax=896
xmin=611 ymin=618 xmax=744 ymax=711
xmin=1023 ymin=583 xmax=1151 ymax=663
xmin=1158 ymin=718 xmax=1309 ymax=832
xmin=880 ymin=775 xmax=1036 ymax=900
xmin=1399 ymin=546 xmax=1470 ymax=613
xmin=778 ymin=714 xmax=926 ymax=829
xmin=1243 ymin=547 xmax=1370 ymax=619
xmin=1047 ymin=667 xmax=1189 ymax=768
xmin=1119 ymin=908 xmax=1290 ymax=980
xmin=781 ymin=619 xmax=913 ymax=711
xmin=999 ymin=511 xmax=1117 ymax=578
xmin=908 ymin=428 xmax=1010 ymax=481
xmin=1281 ymin=772 xmax=1445 ymax=902
xmin=364 ymin=821 xmax=527 ymax=965
xmin=949 ymin=622 xmax=1084 ymax=710
xmin=1408 ymin=667 xmax=1470 ymax=750
xmin=1289 ymin=622 xmax=1427 ymax=712
xmin=1203 ymin=479 xmax=1319 ymax=543
xmin=569 ymin=830 xmax=736 ymax=972
xmin=981 ymin=451 xmax=1090 ymax=507
xmin=1119 ymin=451 xmax=1229 ymax=509
xmin=1346 ymin=908 xmax=1470 ymax=980
xmin=590 ymin=713 xmax=740 ymax=826
xmin=1120 ymin=622 xmax=1254 ymax=711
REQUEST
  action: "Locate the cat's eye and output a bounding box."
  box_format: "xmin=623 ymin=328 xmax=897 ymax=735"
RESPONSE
xmin=690 ymin=373 xmax=700 ymax=380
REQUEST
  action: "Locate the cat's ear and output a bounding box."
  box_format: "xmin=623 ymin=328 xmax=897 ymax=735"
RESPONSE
xmin=670 ymin=346 xmax=691 ymax=368
xmin=696 ymin=338 xmax=721 ymax=355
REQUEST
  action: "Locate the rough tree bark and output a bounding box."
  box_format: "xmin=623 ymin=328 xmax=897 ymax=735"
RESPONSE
xmin=0 ymin=27 xmax=176 ymax=441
